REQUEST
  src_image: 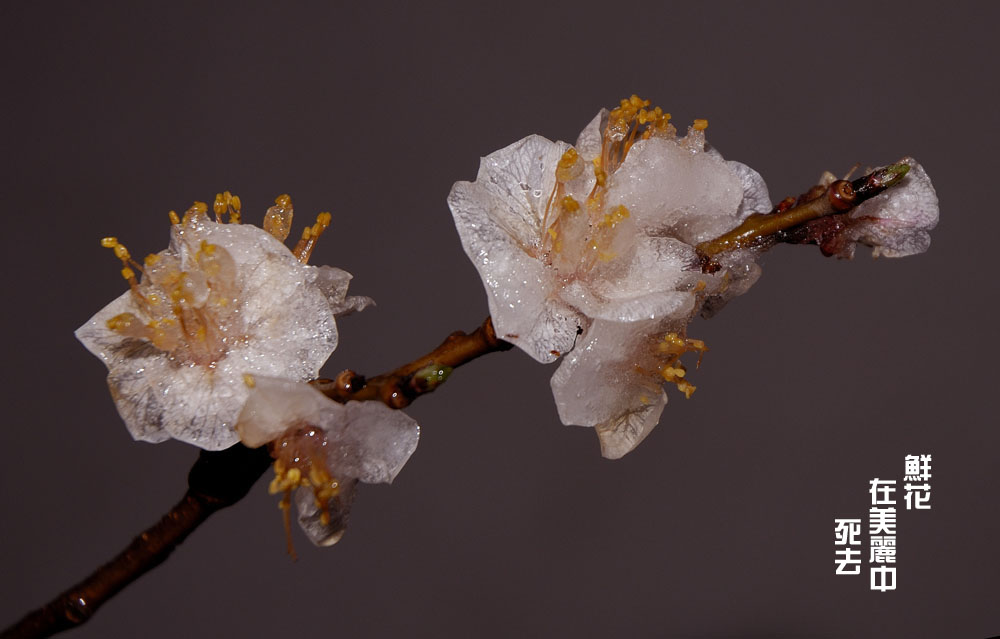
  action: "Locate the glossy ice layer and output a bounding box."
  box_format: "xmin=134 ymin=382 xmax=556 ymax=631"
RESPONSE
xmin=450 ymin=99 xmax=939 ymax=459
xmin=449 ymin=104 xmax=769 ymax=457
xmin=236 ymin=376 xmax=419 ymax=545
xmin=76 ymin=208 xmax=371 ymax=450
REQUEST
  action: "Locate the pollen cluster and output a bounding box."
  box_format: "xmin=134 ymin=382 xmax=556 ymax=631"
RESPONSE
xmin=540 ymin=94 xmax=708 ymax=275
xmin=102 ymin=194 xmax=332 ymax=368
xmin=653 ymin=332 xmax=707 ymax=399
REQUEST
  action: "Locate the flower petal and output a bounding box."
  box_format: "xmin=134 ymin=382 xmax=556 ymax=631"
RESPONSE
xmin=606 ymin=136 xmax=746 ymax=244
xmin=315 ymin=265 xmax=375 ymax=316
xmin=76 ymin=292 xmax=247 ymax=449
xmin=550 ymin=318 xmax=670 ymax=458
xmin=454 ymin=134 xmax=570 ymax=248
xmin=728 ymin=160 xmax=772 ymax=219
xmin=236 ymin=377 xmax=419 ymax=484
xmin=594 ymin=392 xmax=668 ymax=460
xmin=574 ymin=109 xmax=607 ymax=162
xmin=559 ymin=236 xmax=700 ymax=322
xmin=449 ymin=137 xmax=587 ymax=362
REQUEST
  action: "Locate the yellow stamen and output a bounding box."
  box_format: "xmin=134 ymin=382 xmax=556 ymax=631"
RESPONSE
xmin=555 ymin=147 xmax=582 ymax=182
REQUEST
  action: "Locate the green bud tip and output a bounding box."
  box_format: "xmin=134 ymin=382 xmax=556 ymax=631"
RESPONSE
xmin=414 ymin=364 xmax=453 ymax=389
xmin=874 ymin=163 xmax=910 ymax=188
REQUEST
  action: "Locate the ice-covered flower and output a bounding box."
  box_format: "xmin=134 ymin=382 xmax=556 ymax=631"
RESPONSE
xmin=449 ymin=96 xmax=937 ymax=458
xmin=76 ymin=193 xmax=371 ymax=450
xmin=236 ymin=376 xmax=420 ymax=547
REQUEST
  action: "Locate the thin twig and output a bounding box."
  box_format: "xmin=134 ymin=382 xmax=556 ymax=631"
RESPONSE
xmin=1 ymin=445 xmax=272 ymax=639
xmin=313 ymin=315 xmax=512 ymax=407
xmin=695 ymin=163 xmax=910 ymax=266
xmin=2 ymin=317 xmax=511 ymax=639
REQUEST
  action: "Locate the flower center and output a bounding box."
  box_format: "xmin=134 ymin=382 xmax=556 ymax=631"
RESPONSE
xmin=538 ymin=94 xmax=707 ymax=278
xmin=101 ymin=193 xmax=333 ymax=368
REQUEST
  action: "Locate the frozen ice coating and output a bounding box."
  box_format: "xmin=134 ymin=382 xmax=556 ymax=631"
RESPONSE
xmin=606 ymin=136 xmax=746 ymax=244
xmin=236 ymin=376 xmax=420 ymax=485
xmin=845 ymin=158 xmax=939 ymax=258
xmin=76 ymin=195 xmax=370 ymax=450
xmin=551 ymin=318 xmax=671 ymax=459
xmin=236 ymin=376 xmax=419 ymax=546
xmin=449 ymin=97 xmax=767 ymax=458
xmin=449 ymin=96 xmax=939 ymax=458
xmin=296 ymin=478 xmax=357 ymax=547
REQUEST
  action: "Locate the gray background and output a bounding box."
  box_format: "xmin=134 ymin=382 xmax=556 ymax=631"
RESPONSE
xmin=2 ymin=2 xmax=997 ymax=638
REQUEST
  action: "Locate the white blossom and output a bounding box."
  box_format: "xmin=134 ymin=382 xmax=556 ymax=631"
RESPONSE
xmin=76 ymin=196 xmax=371 ymax=450
xmin=449 ymin=97 xmax=937 ymax=458
xmin=236 ymin=376 xmax=420 ymax=546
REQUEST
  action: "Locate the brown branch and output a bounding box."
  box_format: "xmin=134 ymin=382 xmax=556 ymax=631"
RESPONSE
xmin=1 ymin=444 xmax=273 ymax=639
xmin=313 ymin=315 xmax=512 ymax=407
xmin=2 ymin=317 xmax=510 ymax=639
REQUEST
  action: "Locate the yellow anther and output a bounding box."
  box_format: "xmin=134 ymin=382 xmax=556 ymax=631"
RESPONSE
xmin=213 ymin=193 xmax=227 ymax=217
xmin=168 ymin=210 xmax=180 ymax=224
xmin=199 ymin=240 xmax=216 ymax=256
xmin=555 ymin=147 xmax=582 ymax=182
xmin=598 ymin=205 xmax=630 ymax=229
xmin=106 ymin=313 xmax=133 ymax=331
xmin=191 ymin=201 xmax=208 ymax=215
xmin=243 ymin=374 xmax=256 ymax=388
xmin=286 ymin=467 xmax=302 ymax=485
xmin=275 ymin=194 xmax=292 ymax=208
xmin=693 ymin=119 xmax=708 ymax=131
xmin=113 ymin=244 xmax=130 ymax=260
xmin=316 ymin=211 xmax=331 ymax=227
xmin=558 ymin=148 xmax=578 ymax=168
xmin=561 ymin=196 xmax=580 ymax=212
xmin=228 ymin=194 xmax=242 ymax=223
xmin=121 ymin=266 xmax=135 ymax=281
xmin=101 ymin=237 xmax=117 ymax=248
xmin=144 ymin=253 xmax=160 ymax=266
xmin=301 ymin=226 xmax=312 ymax=240
xmin=547 ymin=227 xmax=558 ymax=240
